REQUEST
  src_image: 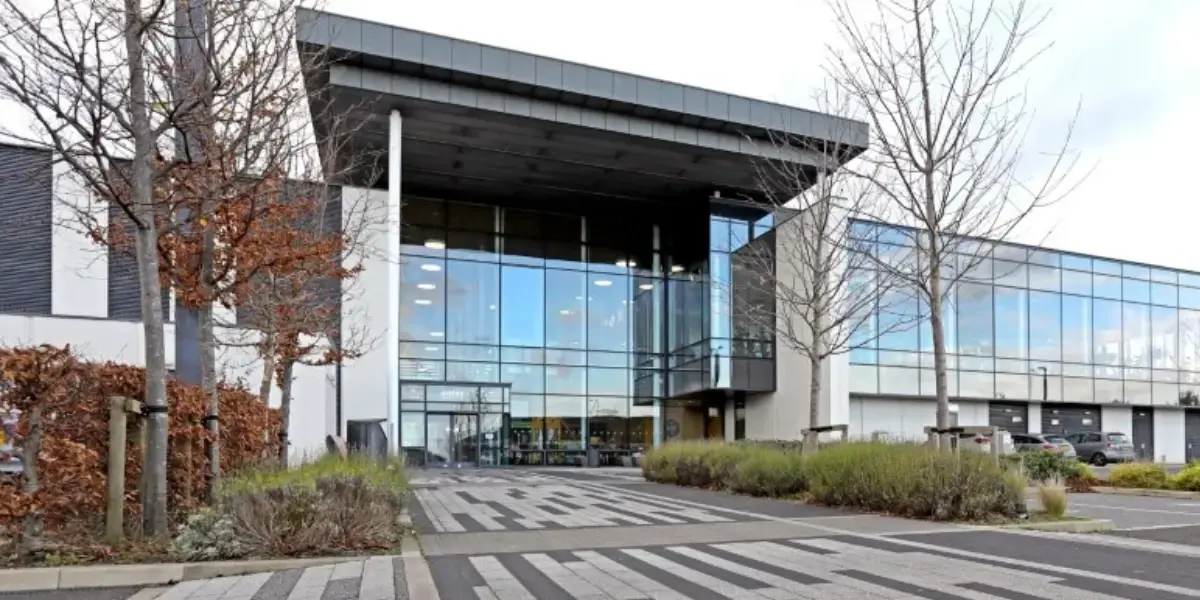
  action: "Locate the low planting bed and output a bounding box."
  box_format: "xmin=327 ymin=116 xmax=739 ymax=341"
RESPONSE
xmin=642 ymin=441 xmax=1031 ymax=522
xmin=1102 ymin=462 xmax=1200 ymax=492
xmin=2 ymin=455 xmax=411 ymax=567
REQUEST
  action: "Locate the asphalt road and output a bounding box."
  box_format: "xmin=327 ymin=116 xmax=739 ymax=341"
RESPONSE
xmin=1064 ymin=491 xmax=1200 ymax=530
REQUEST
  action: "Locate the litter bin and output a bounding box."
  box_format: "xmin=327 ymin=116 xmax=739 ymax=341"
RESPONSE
xmin=586 ymin=446 xmax=600 ymax=468
xmin=345 ymin=419 xmax=388 ymax=463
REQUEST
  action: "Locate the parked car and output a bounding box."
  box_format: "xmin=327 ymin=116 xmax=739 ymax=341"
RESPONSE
xmin=1011 ymin=433 xmax=1077 ymax=459
xmin=956 ymin=430 xmax=1016 ymax=455
xmin=1064 ymin=431 xmax=1136 ymax=466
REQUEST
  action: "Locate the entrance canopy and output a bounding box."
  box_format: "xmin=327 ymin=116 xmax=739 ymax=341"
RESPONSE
xmin=296 ymin=8 xmax=869 ymax=213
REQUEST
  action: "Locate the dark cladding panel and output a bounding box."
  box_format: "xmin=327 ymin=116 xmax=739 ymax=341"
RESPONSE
xmin=106 ymin=202 xmax=170 ymax=322
xmin=0 ymin=144 xmax=53 ymax=315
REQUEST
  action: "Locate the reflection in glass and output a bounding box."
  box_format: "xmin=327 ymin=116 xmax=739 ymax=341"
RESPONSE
xmin=546 ymin=270 xmax=586 ymax=348
xmin=588 ymin=274 xmax=630 ymax=351
xmin=1123 ymin=302 xmax=1150 ymax=367
xmin=958 ymin=283 xmax=993 ymax=356
xmin=446 ymin=261 xmax=499 ymax=345
xmin=1029 ymin=292 xmax=1061 ymax=361
xmin=878 ymin=283 xmax=920 ymax=350
xmin=994 ymin=287 xmax=1028 ymax=359
xmin=1093 ymin=299 xmax=1122 ymax=372
xmin=501 ymin=266 xmax=545 ymax=346
xmin=400 ymin=257 xmax=446 ymax=341
xmin=1180 ymin=310 xmax=1200 ymax=372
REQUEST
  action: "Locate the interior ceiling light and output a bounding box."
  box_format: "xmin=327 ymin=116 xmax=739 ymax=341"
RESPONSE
xmin=616 ymin=259 xmax=637 ymax=268
xmin=425 ymin=346 xmax=440 ymax=352
xmin=420 ymin=263 xmax=442 ymax=272
xmin=414 ymin=299 xmax=432 ymax=305
xmin=670 ymin=264 xmax=685 ymax=273
xmin=424 ymin=240 xmax=446 ymax=250
xmin=417 ymin=283 xmax=436 ymax=290
xmin=560 ymin=309 xmax=571 ymax=315
xmin=638 ymin=283 xmax=654 ymax=290
xmin=594 ymin=279 xmax=613 ymax=287
xmin=430 ymin=331 xmax=444 ymax=338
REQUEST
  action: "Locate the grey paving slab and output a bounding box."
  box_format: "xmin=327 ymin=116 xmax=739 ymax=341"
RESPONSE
xmin=611 ymin=480 xmax=850 ymax=518
xmin=426 ymin=535 xmax=1200 ymax=600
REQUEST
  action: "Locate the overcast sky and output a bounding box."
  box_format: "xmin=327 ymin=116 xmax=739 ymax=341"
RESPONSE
xmin=319 ymin=0 xmax=1197 ymax=272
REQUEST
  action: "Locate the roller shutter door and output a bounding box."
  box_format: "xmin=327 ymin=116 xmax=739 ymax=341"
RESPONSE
xmin=1041 ymin=405 xmax=1100 ymax=436
xmin=988 ymin=402 xmax=1028 ymax=434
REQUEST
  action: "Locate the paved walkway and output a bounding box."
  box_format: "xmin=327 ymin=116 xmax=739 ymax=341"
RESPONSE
xmin=43 ymin=467 xmax=1200 ymax=599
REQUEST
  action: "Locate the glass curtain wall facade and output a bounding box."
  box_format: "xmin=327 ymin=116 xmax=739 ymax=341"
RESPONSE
xmin=666 ymin=209 xmax=779 ymax=397
xmin=398 ymin=197 xmax=664 ymax=466
xmin=849 ymin=222 xmax=1200 ymax=407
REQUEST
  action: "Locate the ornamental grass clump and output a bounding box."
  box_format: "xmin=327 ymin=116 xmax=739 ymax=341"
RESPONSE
xmin=171 ymin=454 xmax=409 ymax=559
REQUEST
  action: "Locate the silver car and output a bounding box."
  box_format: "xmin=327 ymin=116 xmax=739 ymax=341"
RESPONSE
xmin=1012 ymin=433 xmax=1077 ymax=459
xmin=1064 ymin=431 xmax=1136 ymax=466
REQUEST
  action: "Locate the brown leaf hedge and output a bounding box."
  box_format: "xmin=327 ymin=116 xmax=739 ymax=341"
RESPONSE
xmin=0 ymin=344 xmax=282 ymax=536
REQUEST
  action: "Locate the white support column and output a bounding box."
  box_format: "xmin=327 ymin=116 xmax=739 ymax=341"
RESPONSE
xmin=386 ymin=110 xmax=402 ymax=454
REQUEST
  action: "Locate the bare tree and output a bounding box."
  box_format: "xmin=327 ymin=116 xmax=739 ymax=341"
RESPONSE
xmin=732 ymin=92 xmax=915 ymax=448
xmin=0 ymin=0 xmax=184 ymax=535
xmin=826 ymin=0 xmax=1084 ymax=444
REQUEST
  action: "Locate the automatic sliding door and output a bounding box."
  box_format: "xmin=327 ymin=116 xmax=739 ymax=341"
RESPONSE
xmin=451 ymin=413 xmax=478 ymax=465
xmin=425 ymin=414 xmax=452 ymax=467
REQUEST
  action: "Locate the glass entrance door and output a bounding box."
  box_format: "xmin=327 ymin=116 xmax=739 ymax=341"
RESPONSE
xmin=426 ymin=413 xmax=478 ymax=467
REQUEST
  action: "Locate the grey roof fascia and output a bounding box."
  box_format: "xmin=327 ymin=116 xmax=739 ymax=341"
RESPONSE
xmin=331 ymin=65 xmax=826 ymax=166
xmin=296 ymin=7 xmax=869 ymax=152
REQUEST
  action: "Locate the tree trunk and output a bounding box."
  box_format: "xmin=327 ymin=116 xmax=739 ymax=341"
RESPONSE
xmin=200 ymin=223 xmax=219 ymax=501
xmin=808 ymin=352 xmax=822 ymax=431
xmin=124 ymin=0 xmax=170 ymax=536
xmin=257 ymin=341 xmax=275 ymax=404
xmin=277 ymin=359 xmax=294 ymax=466
xmin=200 ymin=304 xmax=219 ymax=500
xmin=20 ymin=406 xmax=43 ymax=553
xmin=927 ymin=242 xmax=951 ymax=448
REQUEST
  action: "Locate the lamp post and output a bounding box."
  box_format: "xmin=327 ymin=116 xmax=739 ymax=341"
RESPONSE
xmin=1032 ymin=366 xmax=1048 ymax=402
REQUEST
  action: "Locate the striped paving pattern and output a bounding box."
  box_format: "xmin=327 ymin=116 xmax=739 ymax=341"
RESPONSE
xmin=137 ymin=556 xmax=408 ymax=600
xmin=414 ymin=483 xmax=741 ymax=532
xmin=409 ymin=471 xmax=557 ymax=488
xmin=430 ymin=536 xmax=1153 ymax=599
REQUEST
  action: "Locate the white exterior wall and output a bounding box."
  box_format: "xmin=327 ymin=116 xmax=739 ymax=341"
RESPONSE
xmin=1027 ymin=403 xmax=1043 ymax=434
xmin=1102 ymin=405 xmax=1134 ymax=436
xmin=1154 ymin=408 xmax=1187 ymax=464
xmin=955 ymin=402 xmax=989 ymax=427
xmin=745 ymin=204 xmax=841 ymax=440
xmin=337 ymin=184 xmax=398 ymax=446
xmin=50 ymin=164 xmax=108 ymax=318
xmin=848 ymin=398 xmax=936 ymax=440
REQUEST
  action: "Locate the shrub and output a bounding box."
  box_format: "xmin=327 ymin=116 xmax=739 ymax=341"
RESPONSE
xmin=1020 ymin=451 xmax=1082 ymax=484
xmin=211 ymin=455 xmax=408 ymax=557
xmin=804 ymin=442 xmax=1023 ymax=521
xmin=727 ymin=451 xmax=806 ymax=497
xmin=641 ymin=442 xmax=758 ymax=490
xmin=1036 ymin=483 xmax=1068 ymax=518
xmin=1108 ymin=463 xmax=1169 ymax=490
xmin=169 ymin=508 xmax=249 ymax=561
xmin=1169 ymin=463 xmax=1200 ymax=491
